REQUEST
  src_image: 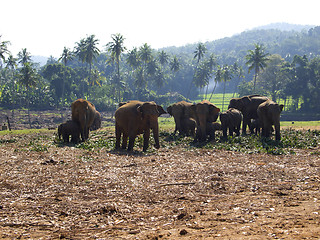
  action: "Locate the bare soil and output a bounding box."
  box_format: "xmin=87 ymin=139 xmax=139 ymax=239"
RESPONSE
xmin=0 ymin=110 xmax=319 ymax=239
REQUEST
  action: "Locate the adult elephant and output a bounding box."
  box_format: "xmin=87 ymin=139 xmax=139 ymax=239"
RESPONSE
xmin=190 ymin=100 xmax=220 ymax=142
xmin=257 ymin=99 xmax=284 ymax=141
xmin=167 ymin=101 xmax=195 ymax=135
xmin=228 ymin=95 xmax=269 ymax=134
xmin=71 ymin=99 xmax=96 ymax=141
xmin=115 ymin=100 xmax=162 ymax=152
xmin=219 ymin=108 xmax=242 ymax=139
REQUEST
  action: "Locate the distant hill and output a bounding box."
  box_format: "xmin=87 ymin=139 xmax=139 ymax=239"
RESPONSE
xmin=253 ymin=22 xmax=315 ymax=32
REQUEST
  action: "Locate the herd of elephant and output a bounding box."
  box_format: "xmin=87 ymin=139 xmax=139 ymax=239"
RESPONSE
xmin=57 ymin=95 xmax=284 ymax=152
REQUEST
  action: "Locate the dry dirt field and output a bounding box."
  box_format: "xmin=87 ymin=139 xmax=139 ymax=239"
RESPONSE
xmin=0 ymin=110 xmax=319 ymax=239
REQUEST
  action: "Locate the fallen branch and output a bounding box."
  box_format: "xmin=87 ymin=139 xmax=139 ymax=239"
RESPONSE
xmin=159 ymin=182 xmax=196 ymax=187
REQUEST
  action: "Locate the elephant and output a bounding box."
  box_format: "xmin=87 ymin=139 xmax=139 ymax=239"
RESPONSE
xmin=58 ymin=120 xmax=81 ymax=143
xmin=249 ymin=118 xmax=260 ymax=135
xmin=181 ymin=117 xmax=196 ymax=137
xmin=219 ymin=108 xmax=242 ymax=139
xmin=257 ymin=99 xmax=284 ymax=141
xmin=167 ymin=101 xmax=195 ymax=135
xmin=71 ymin=99 xmax=96 ymax=141
xmin=190 ymin=100 xmax=220 ymax=142
xmin=206 ymin=122 xmax=222 ymax=140
xmin=90 ymin=110 xmax=102 ymax=131
xmin=115 ymin=100 xmax=162 ymax=152
xmin=228 ymin=95 xmax=269 ymax=134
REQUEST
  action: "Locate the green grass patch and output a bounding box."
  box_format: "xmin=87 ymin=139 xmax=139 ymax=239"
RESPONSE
xmin=0 ymin=128 xmax=53 ymax=136
xmin=281 ymin=121 xmax=320 ymax=127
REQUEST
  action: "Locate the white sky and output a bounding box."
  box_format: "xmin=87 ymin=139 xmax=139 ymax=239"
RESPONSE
xmin=1 ymin=0 xmax=319 ymax=57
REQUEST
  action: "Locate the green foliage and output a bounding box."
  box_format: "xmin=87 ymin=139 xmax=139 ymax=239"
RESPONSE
xmin=1 ymin=26 xmax=320 ymax=113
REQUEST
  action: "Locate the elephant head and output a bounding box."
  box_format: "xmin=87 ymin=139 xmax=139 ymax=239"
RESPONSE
xmin=191 ymin=100 xmax=220 ymax=141
xmin=71 ymin=99 xmax=96 ymax=141
xmin=137 ymin=101 xmax=160 ymax=150
xmin=167 ymin=101 xmax=194 ymax=135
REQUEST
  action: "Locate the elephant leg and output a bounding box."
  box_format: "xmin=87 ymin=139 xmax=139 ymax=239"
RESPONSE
xmin=229 ymin=127 xmax=233 ymax=137
xmin=63 ymin=134 xmax=69 ymax=143
xmin=275 ymin=124 xmax=281 ymax=141
xmin=115 ymin=124 xmax=121 ymax=149
xmin=127 ymin=129 xmax=138 ymax=151
xmin=121 ymin=133 xmax=128 ymax=149
xmin=222 ymin=127 xmax=228 ymax=139
xmin=128 ymin=135 xmax=136 ymax=151
xmin=143 ymin=129 xmax=150 ymax=152
xmin=242 ymin=117 xmax=249 ymax=135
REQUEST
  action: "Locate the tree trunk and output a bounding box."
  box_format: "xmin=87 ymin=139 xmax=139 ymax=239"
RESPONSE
xmin=208 ymin=81 xmax=218 ymax=102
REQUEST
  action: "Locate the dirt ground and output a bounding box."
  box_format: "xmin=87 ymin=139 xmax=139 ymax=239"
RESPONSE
xmin=0 ymin=110 xmax=319 ymax=239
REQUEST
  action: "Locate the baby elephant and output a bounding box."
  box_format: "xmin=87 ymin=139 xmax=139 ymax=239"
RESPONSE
xmin=219 ymin=108 xmax=242 ymax=139
xmin=58 ymin=120 xmax=81 ymax=143
xmin=206 ymin=122 xmax=222 ymax=140
xmin=181 ymin=117 xmax=196 ymax=137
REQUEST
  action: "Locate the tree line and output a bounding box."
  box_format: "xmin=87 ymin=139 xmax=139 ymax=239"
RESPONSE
xmin=0 ymin=26 xmax=319 ymax=113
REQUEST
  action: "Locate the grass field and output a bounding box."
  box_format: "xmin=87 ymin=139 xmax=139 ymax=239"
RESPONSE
xmin=196 ymin=93 xmax=300 ymax=112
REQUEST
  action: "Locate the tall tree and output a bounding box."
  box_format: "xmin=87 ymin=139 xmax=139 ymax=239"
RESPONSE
xmin=232 ymin=62 xmax=244 ymax=98
xmin=158 ymin=50 xmax=169 ymax=67
xmin=18 ymin=62 xmax=38 ymax=128
xmin=193 ymin=43 xmax=207 ymax=63
xmin=106 ymin=33 xmax=126 ymax=102
xmin=59 ymin=47 xmax=74 ymax=66
xmin=245 ymin=43 xmax=269 ymax=92
xmin=58 ymin=47 xmax=74 ymax=108
xmin=74 ymin=35 xmax=100 ymax=96
xmin=84 ymin=35 xmax=100 ymax=83
xmin=221 ymin=65 xmax=233 ymax=111
xmin=18 ymin=48 xmax=31 ymax=65
xmin=0 ymin=35 xmax=11 ymax=66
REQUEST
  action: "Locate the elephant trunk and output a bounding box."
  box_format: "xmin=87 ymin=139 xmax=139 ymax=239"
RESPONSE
xmin=197 ymin=114 xmax=207 ymax=142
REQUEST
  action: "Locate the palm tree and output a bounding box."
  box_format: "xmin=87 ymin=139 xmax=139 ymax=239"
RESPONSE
xmin=245 ymin=43 xmax=269 ymax=92
xmin=18 ymin=48 xmax=31 ymax=65
xmin=59 ymin=47 xmax=73 ymax=66
xmin=18 ymin=62 xmax=38 ymax=128
xmin=57 ymin=47 xmax=74 ymax=116
xmin=158 ymin=50 xmax=169 ymax=67
xmin=74 ymin=36 xmax=100 ymax=96
xmin=5 ymin=55 xmax=17 ymax=70
xmin=139 ymin=43 xmax=153 ymax=66
xmin=84 ymin=35 xmax=100 ymax=83
xmin=221 ymin=65 xmax=233 ymax=111
xmin=208 ymin=65 xmax=223 ymax=102
xmin=106 ymin=33 xmax=126 ymax=102
xmin=232 ymin=62 xmax=244 ymax=98
xmin=74 ymin=38 xmax=87 ymax=65
xmin=188 ymin=43 xmax=207 ymax=98
xmin=170 ymin=55 xmax=180 ymax=73
xmin=0 ymin=35 xmax=11 ymax=66
xmin=126 ymin=47 xmax=140 ymax=69
xmin=194 ymin=43 xmax=207 ymax=63
xmin=204 ymin=54 xmax=217 ymax=99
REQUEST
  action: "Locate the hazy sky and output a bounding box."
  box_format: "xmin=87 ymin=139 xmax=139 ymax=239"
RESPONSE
xmin=1 ymin=0 xmax=319 ymax=57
